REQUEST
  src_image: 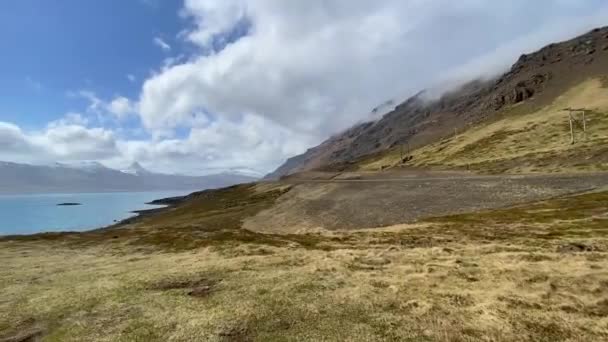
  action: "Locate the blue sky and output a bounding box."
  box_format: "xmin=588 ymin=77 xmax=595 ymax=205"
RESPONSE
xmin=0 ymin=0 xmax=182 ymax=130
xmin=1 ymin=1 xmax=608 ymax=175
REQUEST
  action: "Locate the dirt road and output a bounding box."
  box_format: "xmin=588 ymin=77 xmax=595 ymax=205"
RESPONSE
xmin=245 ymin=171 xmax=608 ymax=233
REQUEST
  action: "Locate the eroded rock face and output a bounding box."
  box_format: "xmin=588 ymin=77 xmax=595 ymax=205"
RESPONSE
xmin=492 ymin=73 xmax=552 ymax=110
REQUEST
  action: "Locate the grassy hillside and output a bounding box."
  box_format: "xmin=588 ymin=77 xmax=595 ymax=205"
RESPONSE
xmin=2 ymin=182 xmax=608 ymax=341
xmin=359 ymin=78 xmax=608 ymax=174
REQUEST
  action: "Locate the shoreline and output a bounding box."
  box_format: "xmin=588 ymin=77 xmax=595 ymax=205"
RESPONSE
xmin=93 ymin=193 xmax=194 ymax=230
xmin=0 ymin=190 xmax=198 ymax=238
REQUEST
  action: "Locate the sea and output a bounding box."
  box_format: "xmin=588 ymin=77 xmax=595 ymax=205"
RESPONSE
xmin=0 ymin=190 xmax=194 ymax=236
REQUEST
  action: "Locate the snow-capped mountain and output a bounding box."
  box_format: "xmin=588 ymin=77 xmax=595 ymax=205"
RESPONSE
xmin=53 ymin=161 xmax=109 ymax=172
xmin=120 ymin=162 xmax=152 ymax=176
xmin=0 ymin=161 xmax=257 ymax=194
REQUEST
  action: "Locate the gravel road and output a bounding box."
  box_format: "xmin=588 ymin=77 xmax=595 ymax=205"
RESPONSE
xmin=245 ymin=172 xmax=608 ymax=232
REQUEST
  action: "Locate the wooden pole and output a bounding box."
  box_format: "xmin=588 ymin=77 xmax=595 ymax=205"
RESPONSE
xmin=583 ymin=110 xmax=587 ymax=140
xmin=569 ymin=111 xmax=575 ymax=144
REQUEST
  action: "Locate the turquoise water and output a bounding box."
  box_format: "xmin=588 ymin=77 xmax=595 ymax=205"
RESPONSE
xmin=0 ymin=191 xmax=193 ymax=236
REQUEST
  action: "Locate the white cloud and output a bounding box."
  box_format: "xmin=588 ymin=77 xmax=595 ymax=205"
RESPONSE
xmin=127 ymin=74 xmax=136 ymax=82
xmin=0 ymin=112 xmax=311 ymax=175
xmin=119 ymin=113 xmax=316 ymax=174
xmin=180 ymin=0 xmax=247 ymax=48
xmin=0 ymin=119 xmax=119 ymax=164
xmin=69 ymin=91 xmax=135 ymax=121
xmin=153 ymin=37 xmax=171 ymax=51
xmin=0 ymin=123 xmax=35 ymax=157
xmin=40 ymin=125 xmax=118 ymax=160
xmin=74 ymin=90 xmax=104 ymax=113
xmin=107 ymin=97 xmax=136 ymax=119
xmin=139 ymin=0 xmax=608 ymax=145
xmin=49 ymin=112 xmax=89 ymax=127
xmin=161 ymin=54 xmax=187 ymax=70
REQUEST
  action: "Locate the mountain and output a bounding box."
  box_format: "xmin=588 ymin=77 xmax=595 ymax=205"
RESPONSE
xmin=120 ymin=162 xmax=152 ymax=176
xmin=54 ymin=161 xmax=108 ymax=172
xmin=0 ymin=161 xmax=257 ymax=194
xmin=266 ymin=26 xmax=608 ymax=179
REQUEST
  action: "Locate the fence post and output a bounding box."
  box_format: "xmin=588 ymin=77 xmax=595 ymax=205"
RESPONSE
xmin=583 ymin=110 xmax=587 ymax=140
xmin=569 ymin=111 xmax=575 ymax=145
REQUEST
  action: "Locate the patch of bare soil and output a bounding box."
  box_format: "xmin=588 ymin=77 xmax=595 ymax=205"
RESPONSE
xmin=557 ymin=242 xmax=596 ymax=253
xmin=148 ymin=276 xmax=220 ymax=298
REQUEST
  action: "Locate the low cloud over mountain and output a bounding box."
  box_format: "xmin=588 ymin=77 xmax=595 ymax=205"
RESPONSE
xmin=3 ymin=1 xmax=608 ymax=175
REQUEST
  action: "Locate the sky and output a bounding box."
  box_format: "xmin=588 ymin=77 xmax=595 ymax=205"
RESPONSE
xmin=1 ymin=0 xmax=608 ymax=176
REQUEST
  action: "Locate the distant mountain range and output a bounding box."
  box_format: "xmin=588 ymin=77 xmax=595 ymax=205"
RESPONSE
xmin=0 ymin=161 xmax=257 ymax=194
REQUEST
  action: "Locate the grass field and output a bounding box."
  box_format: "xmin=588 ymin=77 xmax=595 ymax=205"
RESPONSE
xmin=2 ymin=184 xmax=608 ymax=341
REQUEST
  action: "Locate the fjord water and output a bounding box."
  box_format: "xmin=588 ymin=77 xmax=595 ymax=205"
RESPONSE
xmin=0 ymin=191 xmax=192 ymax=236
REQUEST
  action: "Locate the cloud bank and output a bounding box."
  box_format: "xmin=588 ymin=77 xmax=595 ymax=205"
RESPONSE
xmin=4 ymin=1 xmax=608 ymax=175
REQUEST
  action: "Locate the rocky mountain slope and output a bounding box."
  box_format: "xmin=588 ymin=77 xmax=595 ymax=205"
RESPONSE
xmin=359 ymin=77 xmax=608 ymax=174
xmin=0 ymin=161 xmax=257 ymax=194
xmin=267 ymin=26 xmax=608 ymax=178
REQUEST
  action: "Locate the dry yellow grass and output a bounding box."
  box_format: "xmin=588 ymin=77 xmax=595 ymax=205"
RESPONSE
xmin=360 ymin=78 xmax=608 ymax=173
xmin=2 ymin=190 xmax=608 ymax=341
